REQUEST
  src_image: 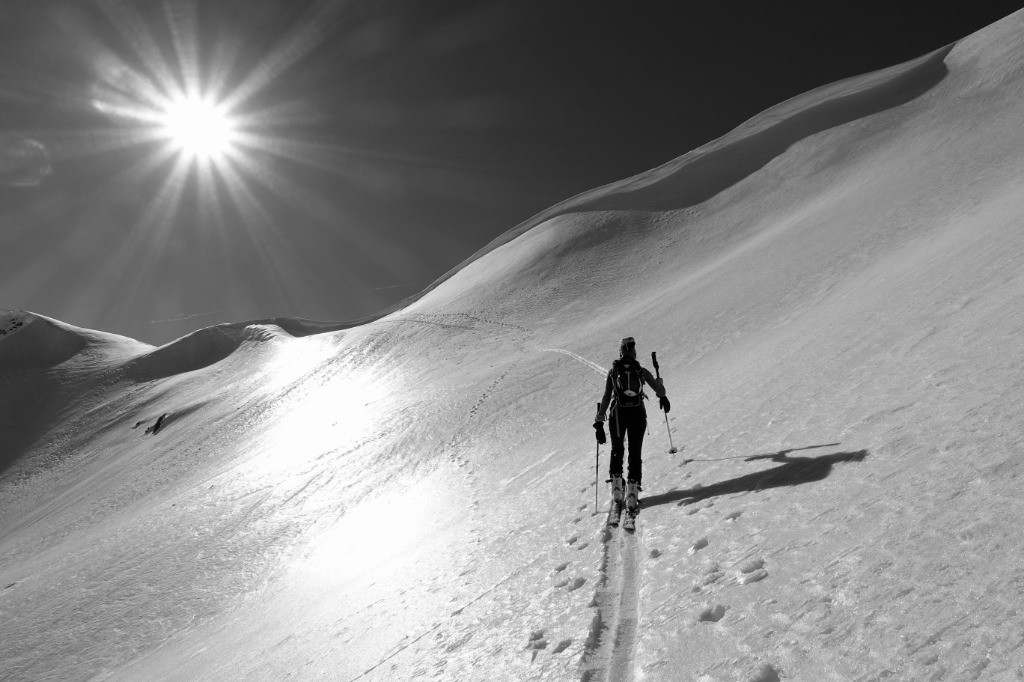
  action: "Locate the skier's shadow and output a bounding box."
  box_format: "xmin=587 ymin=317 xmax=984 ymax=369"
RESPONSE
xmin=643 ymin=447 xmax=869 ymax=510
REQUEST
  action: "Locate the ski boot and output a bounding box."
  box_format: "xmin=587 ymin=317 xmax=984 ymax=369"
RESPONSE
xmin=625 ymin=480 xmax=640 ymax=513
xmin=608 ymin=475 xmax=625 ymax=526
xmin=623 ymin=480 xmax=641 ymax=531
xmin=611 ymin=475 xmax=624 ymax=504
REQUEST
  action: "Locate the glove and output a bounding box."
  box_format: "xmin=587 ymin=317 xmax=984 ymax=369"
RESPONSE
xmin=593 ymin=421 xmax=606 ymax=445
xmin=659 ymin=395 xmax=671 ymax=413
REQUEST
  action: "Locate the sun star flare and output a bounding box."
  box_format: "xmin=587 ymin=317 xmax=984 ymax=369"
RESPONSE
xmin=158 ymin=94 xmax=239 ymax=163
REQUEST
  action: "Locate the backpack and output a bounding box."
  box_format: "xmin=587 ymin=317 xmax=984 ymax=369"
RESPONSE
xmin=611 ymin=359 xmax=646 ymax=408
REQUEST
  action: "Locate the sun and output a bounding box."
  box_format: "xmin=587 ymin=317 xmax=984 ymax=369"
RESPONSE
xmin=82 ymin=0 xmax=354 ymax=238
xmin=158 ymin=94 xmax=238 ymax=163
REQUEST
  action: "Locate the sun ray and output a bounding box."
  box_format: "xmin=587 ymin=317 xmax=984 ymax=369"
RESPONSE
xmin=42 ymin=127 xmax=153 ymax=161
xmin=163 ymin=0 xmax=202 ymax=97
xmin=102 ymin=150 xmax=193 ymax=324
xmin=222 ymin=0 xmax=349 ymax=112
xmin=214 ymin=158 xmax=305 ymax=312
xmin=97 ymin=0 xmax=180 ymax=101
xmin=203 ymin=32 xmax=245 ymax=104
xmin=194 ymin=149 xmax=226 ymax=224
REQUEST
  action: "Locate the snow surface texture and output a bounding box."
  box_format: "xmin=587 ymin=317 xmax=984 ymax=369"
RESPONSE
xmin=4 ymin=11 xmax=1024 ymax=681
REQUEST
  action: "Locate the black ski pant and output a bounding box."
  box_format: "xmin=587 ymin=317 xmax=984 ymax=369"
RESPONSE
xmin=609 ymin=406 xmax=646 ymax=485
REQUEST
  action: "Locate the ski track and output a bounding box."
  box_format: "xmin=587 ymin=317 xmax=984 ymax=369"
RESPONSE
xmin=581 ymin=504 xmax=641 ymax=682
xmin=539 ymin=347 xmax=607 ymax=376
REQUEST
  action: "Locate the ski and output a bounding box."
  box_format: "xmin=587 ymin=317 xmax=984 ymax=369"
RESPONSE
xmin=608 ymin=500 xmax=623 ymax=527
xmin=623 ymin=509 xmax=637 ymax=531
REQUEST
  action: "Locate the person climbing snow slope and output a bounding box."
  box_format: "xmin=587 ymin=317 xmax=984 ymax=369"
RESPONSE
xmin=593 ymin=337 xmax=670 ymax=523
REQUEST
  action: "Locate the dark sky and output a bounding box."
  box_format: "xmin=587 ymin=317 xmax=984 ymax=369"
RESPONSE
xmin=1 ymin=0 xmax=1020 ymax=344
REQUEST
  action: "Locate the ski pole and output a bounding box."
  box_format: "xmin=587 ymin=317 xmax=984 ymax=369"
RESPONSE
xmin=651 ymin=352 xmax=678 ymax=454
xmin=594 ymin=402 xmax=601 ymax=513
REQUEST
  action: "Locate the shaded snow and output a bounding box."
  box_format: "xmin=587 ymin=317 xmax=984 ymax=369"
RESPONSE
xmin=5 ymin=10 xmax=1024 ymax=681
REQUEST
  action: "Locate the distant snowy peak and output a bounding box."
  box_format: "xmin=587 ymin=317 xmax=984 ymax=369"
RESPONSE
xmin=120 ymin=322 xmax=286 ymax=381
xmin=0 ymin=310 xmax=153 ymax=372
xmin=0 ymin=308 xmax=360 ymax=377
xmin=0 ymin=310 xmax=92 ymax=370
xmin=120 ymin=316 xmax=354 ymax=379
xmin=0 ymin=310 xmax=28 ymax=338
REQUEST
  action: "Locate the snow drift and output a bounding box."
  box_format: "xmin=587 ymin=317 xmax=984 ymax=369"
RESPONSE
xmin=4 ymin=10 xmax=1024 ymax=681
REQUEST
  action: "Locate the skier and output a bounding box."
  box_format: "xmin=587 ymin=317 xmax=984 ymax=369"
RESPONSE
xmin=593 ymin=337 xmax=670 ymax=521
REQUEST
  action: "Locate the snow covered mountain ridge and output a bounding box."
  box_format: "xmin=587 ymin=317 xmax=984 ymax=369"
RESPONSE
xmin=4 ymin=10 xmax=1024 ymax=680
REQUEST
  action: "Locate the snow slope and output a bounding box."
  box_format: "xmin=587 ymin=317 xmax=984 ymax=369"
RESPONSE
xmin=5 ymin=10 xmax=1024 ymax=681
